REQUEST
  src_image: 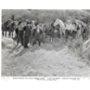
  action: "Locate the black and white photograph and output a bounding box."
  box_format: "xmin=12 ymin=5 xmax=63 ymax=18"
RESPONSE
xmin=1 ymin=9 xmax=90 ymax=77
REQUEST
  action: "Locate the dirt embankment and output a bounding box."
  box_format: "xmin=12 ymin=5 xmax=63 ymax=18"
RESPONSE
xmin=2 ymin=37 xmax=90 ymax=77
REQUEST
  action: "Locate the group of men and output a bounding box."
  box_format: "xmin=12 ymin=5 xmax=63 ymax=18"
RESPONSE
xmin=14 ymin=19 xmax=44 ymax=48
xmin=2 ymin=15 xmax=89 ymax=48
xmin=2 ymin=16 xmax=44 ymax=48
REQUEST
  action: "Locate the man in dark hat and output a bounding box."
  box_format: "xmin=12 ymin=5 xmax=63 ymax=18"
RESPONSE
xmin=17 ymin=21 xmax=24 ymax=46
xmin=23 ymin=21 xmax=31 ymax=48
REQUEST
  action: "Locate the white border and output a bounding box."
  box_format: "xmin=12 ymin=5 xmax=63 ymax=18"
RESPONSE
xmin=0 ymin=0 xmax=90 ymax=9
xmin=1 ymin=0 xmax=90 ymax=90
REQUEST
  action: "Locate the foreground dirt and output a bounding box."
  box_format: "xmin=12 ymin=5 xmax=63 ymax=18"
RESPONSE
xmin=2 ymin=37 xmax=90 ymax=77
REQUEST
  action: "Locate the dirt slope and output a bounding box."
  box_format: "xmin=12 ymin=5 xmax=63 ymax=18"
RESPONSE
xmin=2 ymin=37 xmax=90 ymax=77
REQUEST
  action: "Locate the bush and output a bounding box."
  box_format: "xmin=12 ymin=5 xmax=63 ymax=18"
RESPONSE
xmin=67 ymin=37 xmax=83 ymax=57
xmin=82 ymin=38 xmax=90 ymax=61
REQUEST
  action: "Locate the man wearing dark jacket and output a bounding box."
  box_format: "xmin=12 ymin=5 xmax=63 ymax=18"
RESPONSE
xmin=17 ymin=21 xmax=24 ymax=46
xmin=23 ymin=22 xmax=31 ymax=48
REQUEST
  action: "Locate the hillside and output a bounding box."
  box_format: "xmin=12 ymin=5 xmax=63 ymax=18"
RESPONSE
xmin=2 ymin=9 xmax=90 ymax=77
xmin=2 ymin=9 xmax=90 ymax=23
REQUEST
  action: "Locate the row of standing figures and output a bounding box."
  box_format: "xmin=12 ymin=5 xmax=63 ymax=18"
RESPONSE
xmin=2 ymin=18 xmax=89 ymax=48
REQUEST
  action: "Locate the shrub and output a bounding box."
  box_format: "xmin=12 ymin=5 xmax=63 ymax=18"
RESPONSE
xmin=67 ymin=37 xmax=83 ymax=57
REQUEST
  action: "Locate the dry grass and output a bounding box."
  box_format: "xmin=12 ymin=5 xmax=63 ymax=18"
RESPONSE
xmin=67 ymin=37 xmax=83 ymax=57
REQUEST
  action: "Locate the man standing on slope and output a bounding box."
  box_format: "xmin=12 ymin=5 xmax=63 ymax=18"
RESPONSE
xmin=23 ymin=20 xmax=31 ymax=48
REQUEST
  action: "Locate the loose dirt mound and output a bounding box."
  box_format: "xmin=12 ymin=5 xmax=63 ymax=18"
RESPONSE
xmin=82 ymin=39 xmax=90 ymax=61
xmin=2 ymin=37 xmax=90 ymax=77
